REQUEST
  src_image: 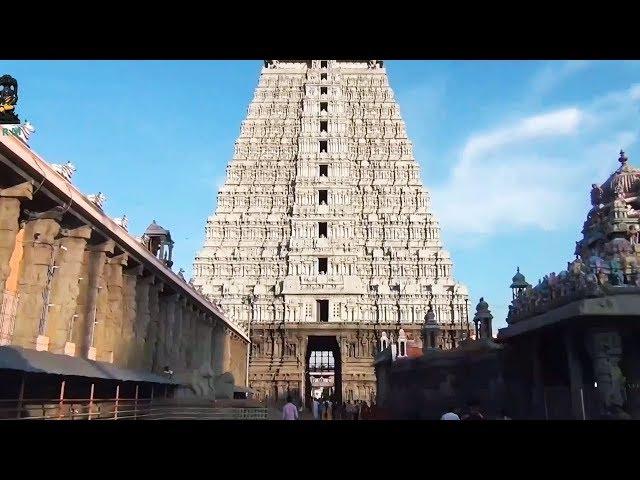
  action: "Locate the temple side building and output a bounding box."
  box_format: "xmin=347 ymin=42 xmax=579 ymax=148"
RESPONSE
xmin=193 ymin=60 xmax=469 ymax=405
xmin=498 ymin=150 xmax=640 ymax=419
xmin=375 ymin=150 xmax=640 ymax=420
xmin=0 ymin=76 xmax=249 ymax=414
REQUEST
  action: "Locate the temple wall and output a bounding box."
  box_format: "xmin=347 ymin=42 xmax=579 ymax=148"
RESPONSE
xmin=0 ymin=174 xmax=248 ymax=389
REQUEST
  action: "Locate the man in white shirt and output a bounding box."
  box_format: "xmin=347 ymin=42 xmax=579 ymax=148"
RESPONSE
xmin=441 ymin=407 xmax=460 ymax=420
xmin=282 ymin=396 xmax=299 ymax=420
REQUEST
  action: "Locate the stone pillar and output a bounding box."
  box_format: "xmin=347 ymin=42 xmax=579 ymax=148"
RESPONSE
xmin=201 ymin=315 xmax=213 ymax=369
xmin=121 ymin=265 xmax=141 ymax=368
xmin=223 ymin=327 xmax=232 ymax=374
xmin=586 ymin=328 xmax=629 ymax=418
xmin=134 ymin=275 xmax=154 ymax=370
xmin=174 ymin=295 xmax=185 ymax=369
xmin=0 ymin=182 xmax=32 ymax=292
xmin=45 ymin=225 xmax=92 ymax=355
xmin=183 ymin=303 xmax=194 ymax=369
xmin=531 ymin=334 xmax=546 ymax=419
xmin=213 ymin=322 xmax=226 ymax=376
xmin=80 ymin=240 xmax=115 ymax=360
xmin=12 ymin=209 xmax=63 ymax=350
xmin=144 ymin=280 xmax=163 ymax=371
xmin=191 ymin=310 xmax=201 ymax=368
xmin=564 ymin=327 xmax=585 ymax=420
xmin=160 ymin=293 xmax=178 ymax=370
xmin=98 ymin=253 xmax=128 ymax=364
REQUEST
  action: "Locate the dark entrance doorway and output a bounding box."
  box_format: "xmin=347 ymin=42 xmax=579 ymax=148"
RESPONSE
xmin=305 ymin=336 xmax=341 ymax=408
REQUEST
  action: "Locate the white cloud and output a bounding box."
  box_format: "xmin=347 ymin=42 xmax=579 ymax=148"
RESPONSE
xmin=431 ymin=84 xmax=640 ymax=241
xmin=529 ymin=60 xmax=593 ymax=99
xmin=458 ymin=108 xmax=584 ymax=170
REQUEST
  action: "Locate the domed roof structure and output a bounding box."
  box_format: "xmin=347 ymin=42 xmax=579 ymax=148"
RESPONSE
xmin=475 ymin=297 xmax=490 ymax=314
xmin=600 ymin=150 xmax=640 ymax=203
xmin=510 ymin=267 xmax=530 ymax=289
xmin=144 ymin=219 xmax=169 ymax=236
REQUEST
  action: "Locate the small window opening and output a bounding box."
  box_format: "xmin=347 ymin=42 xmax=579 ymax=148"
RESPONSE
xmin=321 ymin=73 xmax=327 ymax=81
xmin=320 ymin=61 xmax=328 ymax=69
xmin=320 ymin=102 xmax=328 ymax=112
xmin=317 ymin=300 xmax=329 ymax=322
xmin=319 ymin=140 xmax=328 ymax=153
xmin=318 ymin=258 xmax=328 ymax=274
xmin=319 ymin=222 xmax=327 ymax=237
xmin=320 ymin=86 xmax=328 ymax=95
xmin=320 ymin=120 xmax=328 ymax=132
xmin=319 ymin=164 xmax=328 ymax=177
xmin=319 ymin=190 xmax=328 ymax=204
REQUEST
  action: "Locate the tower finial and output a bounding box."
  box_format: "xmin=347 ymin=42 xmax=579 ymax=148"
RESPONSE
xmin=619 ymin=149 xmax=628 ymax=166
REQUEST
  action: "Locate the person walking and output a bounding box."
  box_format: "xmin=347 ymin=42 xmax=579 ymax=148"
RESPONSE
xmin=332 ymin=399 xmax=340 ymax=420
xmin=312 ymin=397 xmax=320 ymax=420
xmin=325 ymin=399 xmax=333 ymax=420
xmin=318 ymin=398 xmax=325 ymax=420
xmin=282 ymin=396 xmax=299 ymax=420
xmin=352 ymin=401 xmax=360 ymax=421
xmin=361 ymin=401 xmax=370 ymax=420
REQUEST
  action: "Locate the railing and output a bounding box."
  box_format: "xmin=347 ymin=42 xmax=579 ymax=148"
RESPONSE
xmin=0 ymin=398 xmax=268 ymax=420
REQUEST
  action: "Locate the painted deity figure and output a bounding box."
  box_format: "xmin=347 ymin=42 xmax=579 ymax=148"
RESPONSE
xmin=0 ymin=75 xmax=19 ymax=123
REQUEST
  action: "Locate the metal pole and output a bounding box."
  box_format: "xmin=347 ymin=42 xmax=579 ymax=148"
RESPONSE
xmin=88 ymin=383 xmax=94 ymax=420
xmin=580 ymin=388 xmax=586 ymax=420
xmin=114 ymin=384 xmax=120 ymax=420
xmin=58 ymin=379 xmax=66 ymax=419
xmin=16 ymin=373 xmax=25 ymax=419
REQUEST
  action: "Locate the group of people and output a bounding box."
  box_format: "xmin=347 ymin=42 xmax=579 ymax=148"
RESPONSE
xmin=312 ymin=397 xmax=378 ymax=420
xmin=281 ymin=395 xmax=380 ymax=420
xmin=440 ymin=403 xmax=511 ymax=420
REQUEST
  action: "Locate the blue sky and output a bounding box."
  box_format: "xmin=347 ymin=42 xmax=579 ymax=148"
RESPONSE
xmin=3 ymin=60 xmax=640 ymax=330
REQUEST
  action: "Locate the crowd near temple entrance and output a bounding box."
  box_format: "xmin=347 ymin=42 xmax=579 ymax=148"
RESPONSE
xmin=305 ymin=336 xmax=341 ymax=407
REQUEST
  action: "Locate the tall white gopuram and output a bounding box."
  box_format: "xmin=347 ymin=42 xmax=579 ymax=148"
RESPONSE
xmin=193 ymin=60 xmax=469 ymax=403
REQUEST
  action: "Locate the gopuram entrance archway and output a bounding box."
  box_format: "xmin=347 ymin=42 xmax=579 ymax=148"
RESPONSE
xmin=248 ymin=324 xmax=420 ymax=408
xmin=305 ymin=336 xmax=342 ymax=407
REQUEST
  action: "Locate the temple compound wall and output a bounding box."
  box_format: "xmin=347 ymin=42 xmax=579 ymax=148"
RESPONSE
xmin=193 ymin=60 xmax=470 ymax=405
xmin=0 ymin=130 xmax=249 ymax=398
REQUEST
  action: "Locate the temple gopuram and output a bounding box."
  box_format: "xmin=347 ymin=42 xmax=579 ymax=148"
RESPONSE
xmin=192 ymin=60 xmax=469 ymax=407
